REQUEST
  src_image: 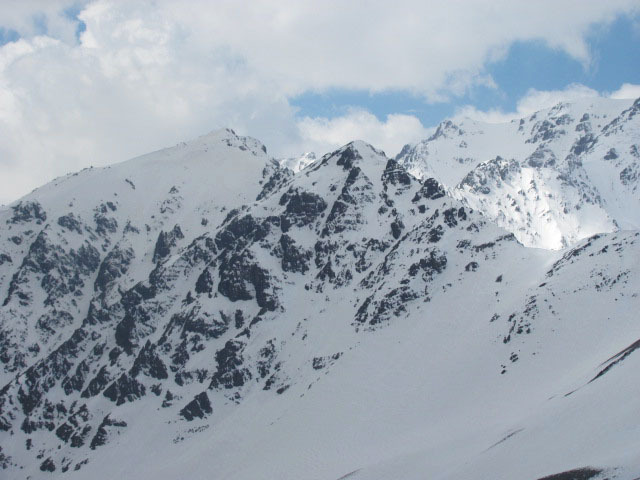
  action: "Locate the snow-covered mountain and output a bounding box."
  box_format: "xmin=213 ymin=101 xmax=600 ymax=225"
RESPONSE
xmin=396 ymin=97 xmax=640 ymax=249
xmin=277 ymin=151 xmax=317 ymax=173
xmin=0 ymin=100 xmax=639 ymax=480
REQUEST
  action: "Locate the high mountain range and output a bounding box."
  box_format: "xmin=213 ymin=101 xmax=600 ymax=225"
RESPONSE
xmin=0 ymin=97 xmax=639 ymax=480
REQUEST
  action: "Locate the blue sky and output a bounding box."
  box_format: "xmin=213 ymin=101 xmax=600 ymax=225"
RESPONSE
xmin=292 ymin=14 xmax=640 ymax=127
xmin=0 ymin=27 xmax=20 ymax=45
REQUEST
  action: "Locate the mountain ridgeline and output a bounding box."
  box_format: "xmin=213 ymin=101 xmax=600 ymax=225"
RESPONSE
xmin=396 ymin=97 xmax=640 ymax=249
xmin=0 ymin=99 xmax=639 ymax=480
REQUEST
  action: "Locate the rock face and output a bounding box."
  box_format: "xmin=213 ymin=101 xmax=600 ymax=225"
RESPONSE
xmin=179 ymin=392 xmax=212 ymax=421
xmin=396 ymin=97 xmax=640 ymax=249
xmin=0 ymin=108 xmax=639 ymax=480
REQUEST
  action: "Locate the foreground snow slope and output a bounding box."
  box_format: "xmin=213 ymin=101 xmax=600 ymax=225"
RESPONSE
xmin=0 ymin=117 xmax=638 ymax=480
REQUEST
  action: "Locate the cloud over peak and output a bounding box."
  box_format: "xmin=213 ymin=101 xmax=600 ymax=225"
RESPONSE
xmin=0 ymin=0 xmax=638 ymax=203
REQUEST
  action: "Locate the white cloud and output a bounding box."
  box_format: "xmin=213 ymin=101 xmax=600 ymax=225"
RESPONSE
xmin=0 ymin=1 xmax=87 ymax=44
xmin=515 ymin=84 xmax=601 ymax=115
xmin=609 ymin=83 xmax=640 ymax=99
xmin=456 ymin=82 xmax=640 ymax=124
xmin=295 ymin=110 xmax=430 ymax=158
xmin=0 ymin=1 xmax=638 ymax=203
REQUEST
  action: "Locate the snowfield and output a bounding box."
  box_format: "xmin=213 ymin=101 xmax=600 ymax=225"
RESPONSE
xmin=0 ymin=99 xmax=639 ymax=480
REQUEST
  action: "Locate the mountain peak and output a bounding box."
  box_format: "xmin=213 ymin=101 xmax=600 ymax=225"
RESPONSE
xmin=195 ymin=128 xmax=268 ymax=156
xmin=346 ymin=139 xmax=386 ymax=157
xmin=201 ymin=127 xmax=239 ymax=140
xmin=396 ymin=96 xmax=640 ymax=249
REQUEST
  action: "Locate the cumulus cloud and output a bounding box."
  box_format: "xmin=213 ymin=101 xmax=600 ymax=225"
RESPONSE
xmin=515 ymin=84 xmax=601 ymax=115
xmin=295 ymin=110 xmax=430 ymax=158
xmin=609 ymin=82 xmax=640 ymax=99
xmin=0 ymin=0 xmax=87 ymax=43
xmin=0 ymin=0 xmax=638 ymax=203
xmin=456 ymin=82 xmax=640 ymax=124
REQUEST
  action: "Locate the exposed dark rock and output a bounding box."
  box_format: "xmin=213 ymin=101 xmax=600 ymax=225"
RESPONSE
xmin=345 ymin=238 xmax=389 ymax=274
xmin=526 ymin=120 xmax=566 ymax=144
xmin=527 ymin=146 xmax=557 ymax=168
xmin=570 ymin=134 xmax=596 ymax=156
xmin=57 ymin=214 xmax=83 ymax=234
xmin=603 ymin=148 xmax=618 ymax=160
xmin=257 ymin=165 xmax=293 ymax=201
xmin=15 ymin=327 xmax=89 ymax=417
xmin=181 ymin=312 xmax=229 ymax=341
xmin=590 ymin=337 xmax=640 ymax=384
xmin=620 ymin=165 xmax=638 ymax=186
xmin=209 ymin=339 xmax=251 ymax=390
xmin=312 ymin=352 xmax=342 ymax=370
xmin=0 ymin=253 xmax=11 ymax=266
xmin=321 ymin=166 xmax=373 ymax=238
xmin=391 ymin=220 xmax=404 ymax=239
xmin=114 ymin=282 xmax=157 ymax=354
xmin=312 ymin=357 xmax=326 ymax=370
xmin=427 ymin=120 xmax=464 ymax=141
xmin=40 ymin=457 xmax=56 ymax=472
xmin=408 ymin=250 xmax=448 ymax=280
xmin=176 ymin=235 xmax=217 ymax=268
xmin=3 ymin=231 xmax=100 ymax=307
xmin=218 ymin=252 xmax=278 ymax=310
xmin=90 ymin=415 xmax=127 ymax=450
xmin=355 ymin=287 xmax=418 ymax=326
xmin=459 ymin=157 xmax=520 ymax=195
xmin=279 ymin=188 xmax=327 ymax=232
xmin=428 ymin=225 xmax=444 ymax=243
xmin=93 ymin=206 xmax=118 ymax=236
xmin=81 ymin=366 xmax=112 ymax=398
xmin=474 ymin=241 xmax=496 ymax=252
xmin=55 ymin=423 xmax=74 ymax=443
xmin=153 ymin=225 xmax=184 ymax=263
xmin=276 ymin=234 xmax=312 ymax=273
xmin=162 ymin=390 xmax=175 ymax=408
xmin=536 ymin=467 xmax=602 ymax=480
xmin=170 ymin=339 xmax=190 ymax=370
xmin=195 ymin=267 xmax=214 ymax=294
xmin=546 ymin=235 xmax=601 ymax=277
xmin=257 ymin=340 xmax=277 ymax=379
xmin=465 ymin=261 xmax=479 ymax=272
xmin=62 ymin=360 xmax=90 ymax=395
xmin=9 ymin=201 xmax=47 ymax=224
xmin=382 ymin=159 xmax=412 ymax=190
xmin=94 ymin=245 xmax=134 ymax=294
xmin=36 ymin=310 xmax=74 ymax=337
xmin=179 ymin=392 xmax=212 ymax=421
xmin=103 ymin=373 xmax=146 ymax=406
xmin=64 ymin=241 xmax=100 ymax=280
xmin=130 ymin=341 xmax=168 ymax=380
xmin=70 ymin=424 xmax=91 ymax=448
xmin=335 ymin=145 xmax=361 ymax=171
xmin=412 ymin=178 xmax=445 ymax=202
xmin=215 ymin=214 xmax=270 ymax=251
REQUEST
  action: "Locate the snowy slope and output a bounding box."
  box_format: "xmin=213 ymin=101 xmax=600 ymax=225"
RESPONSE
xmin=397 ymin=97 xmax=640 ymax=249
xmin=278 ymin=152 xmax=318 ymax=173
xmin=0 ymin=128 xmax=274 ymax=386
xmin=0 ymin=122 xmax=638 ymax=480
